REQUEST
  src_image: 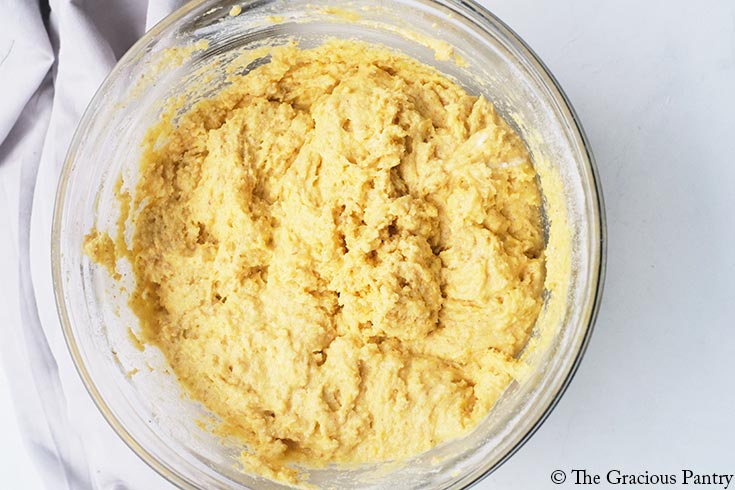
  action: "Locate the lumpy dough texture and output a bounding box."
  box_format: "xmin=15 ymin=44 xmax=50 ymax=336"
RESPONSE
xmin=128 ymin=41 xmax=545 ymax=479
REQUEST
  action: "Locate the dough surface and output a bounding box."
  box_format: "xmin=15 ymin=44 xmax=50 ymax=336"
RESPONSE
xmin=89 ymin=40 xmax=545 ymax=481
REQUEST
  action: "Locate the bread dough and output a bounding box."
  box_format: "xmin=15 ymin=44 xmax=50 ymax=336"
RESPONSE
xmin=88 ymin=40 xmax=545 ymax=482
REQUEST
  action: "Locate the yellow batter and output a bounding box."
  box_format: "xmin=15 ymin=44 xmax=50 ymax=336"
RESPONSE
xmin=85 ymin=40 xmax=545 ymax=482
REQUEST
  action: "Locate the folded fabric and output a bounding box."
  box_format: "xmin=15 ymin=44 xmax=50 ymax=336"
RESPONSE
xmin=0 ymin=1 xmax=183 ymax=488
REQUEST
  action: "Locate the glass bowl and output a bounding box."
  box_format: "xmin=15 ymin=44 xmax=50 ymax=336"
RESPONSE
xmin=52 ymin=0 xmax=606 ymax=488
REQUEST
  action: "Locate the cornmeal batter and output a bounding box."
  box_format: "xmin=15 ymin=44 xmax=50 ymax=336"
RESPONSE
xmin=85 ymin=40 xmax=545 ymax=482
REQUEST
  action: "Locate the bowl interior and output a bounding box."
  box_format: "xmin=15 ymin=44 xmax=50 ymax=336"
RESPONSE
xmin=53 ymin=1 xmax=603 ymax=489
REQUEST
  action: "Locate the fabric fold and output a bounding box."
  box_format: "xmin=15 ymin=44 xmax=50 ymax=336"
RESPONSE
xmin=1 ymin=0 xmax=185 ymax=488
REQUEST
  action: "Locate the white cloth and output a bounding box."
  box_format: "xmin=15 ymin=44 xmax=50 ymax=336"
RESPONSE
xmin=0 ymin=1 xmax=183 ymax=488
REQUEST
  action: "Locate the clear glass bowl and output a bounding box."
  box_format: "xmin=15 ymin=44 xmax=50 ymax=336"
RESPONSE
xmin=52 ymin=0 xmax=606 ymax=488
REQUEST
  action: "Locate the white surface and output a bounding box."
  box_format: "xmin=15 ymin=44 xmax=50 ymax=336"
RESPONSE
xmin=0 ymin=364 xmax=45 ymax=488
xmin=1 ymin=0 xmax=734 ymax=488
xmin=485 ymin=1 xmax=735 ymax=488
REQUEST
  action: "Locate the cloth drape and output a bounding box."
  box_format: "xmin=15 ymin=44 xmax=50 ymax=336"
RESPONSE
xmin=0 ymin=1 xmax=185 ymax=488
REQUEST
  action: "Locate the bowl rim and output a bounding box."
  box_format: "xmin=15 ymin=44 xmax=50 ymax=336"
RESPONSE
xmin=51 ymin=0 xmax=607 ymax=488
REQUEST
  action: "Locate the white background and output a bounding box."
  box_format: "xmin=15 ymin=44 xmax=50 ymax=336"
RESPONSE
xmin=1 ymin=0 xmax=734 ymax=488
